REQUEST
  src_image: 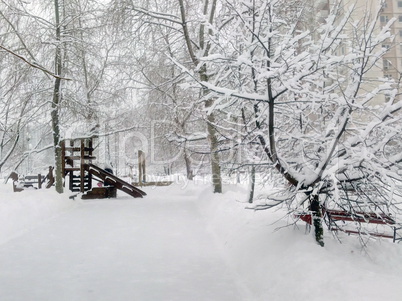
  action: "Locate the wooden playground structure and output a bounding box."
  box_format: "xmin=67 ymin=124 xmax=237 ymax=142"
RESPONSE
xmin=11 ymin=136 xmax=169 ymax=199
xmin=62 ymin=137 xmax=146 ymax=199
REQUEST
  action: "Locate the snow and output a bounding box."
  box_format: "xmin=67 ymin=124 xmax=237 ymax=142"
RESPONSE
xmin=0 ymin=180 xmax=401 ymax=301
xmin=105 ymin=176 xmax=116 ymax=182
xmin=0 ymin=187 xmax=77 ymax=246
xmin=122 ymin=185 xmax=133 ymax=191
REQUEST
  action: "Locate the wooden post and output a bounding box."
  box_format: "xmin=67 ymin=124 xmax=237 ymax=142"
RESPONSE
xmin=88 ymin=138 xmax=93 ymax=159
xmin=67 ymin=139 xmax=74 ymax=190
xmin=80 ymin=139 xmax=85 ymax=193
xmin=61 ymin=140 xmax=65 ymax=177
xmin=142 ymin=154 xmax=146 ymax=183
xmin=138 ymin=150 xmax=142 ymax=185
xmin=38 ymin=174 xmax=42 ymax=189
xmin=46 ymin=166 xmax=55 ymax=189
xmin=138 ymin=150 xmax=146 ymax=185
xmin=87 ymin=138 xmax=93 ymax=191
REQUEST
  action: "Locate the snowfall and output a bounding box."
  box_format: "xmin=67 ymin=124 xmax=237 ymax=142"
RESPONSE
xmin=0 ymin=176 xmax=401 ymax=301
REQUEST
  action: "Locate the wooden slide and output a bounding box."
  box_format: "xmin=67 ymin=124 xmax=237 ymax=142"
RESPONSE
xmin=84 ymin=163 xmax=146 ymax=198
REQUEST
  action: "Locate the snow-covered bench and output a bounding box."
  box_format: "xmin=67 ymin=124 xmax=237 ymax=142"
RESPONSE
xmin=10 ymin=168 xmax=54 ymax=192
xmin=22 ymin=174 xmax=46 ymax=189
xmin=296 ymin=209 xmax=401 ymax=242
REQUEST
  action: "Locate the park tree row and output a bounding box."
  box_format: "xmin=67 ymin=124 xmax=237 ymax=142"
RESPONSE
xmin=1 ymin=0 xmax=401 ymax=245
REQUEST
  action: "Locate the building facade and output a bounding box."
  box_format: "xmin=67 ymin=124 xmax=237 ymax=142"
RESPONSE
xmin=316 ymin=0 xmax=399 ymax=103
xmin=381 ymin=0 xmax=402 ymax=86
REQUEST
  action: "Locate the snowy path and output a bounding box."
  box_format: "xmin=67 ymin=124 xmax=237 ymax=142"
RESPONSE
xmin=0 ymin=197 xmax=247 ymax=301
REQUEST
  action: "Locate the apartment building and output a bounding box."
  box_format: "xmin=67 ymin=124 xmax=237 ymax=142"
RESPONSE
xmin=314 ymin=0 xmax=397 ymax=104
xmin=381 ymin=0 xmax=402 ymax=83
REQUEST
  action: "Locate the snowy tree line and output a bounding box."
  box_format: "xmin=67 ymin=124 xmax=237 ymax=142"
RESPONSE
xmin=1 ymin=0 xmax=401 ymax=245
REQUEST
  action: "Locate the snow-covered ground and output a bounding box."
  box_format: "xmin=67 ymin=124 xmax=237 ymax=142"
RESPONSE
xmin=0 ymin=179 xmax=401 ymax=301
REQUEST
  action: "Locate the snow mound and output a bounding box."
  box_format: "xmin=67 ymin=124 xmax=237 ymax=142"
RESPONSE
xmin=0 ymin=183 xmax=77 ymax=245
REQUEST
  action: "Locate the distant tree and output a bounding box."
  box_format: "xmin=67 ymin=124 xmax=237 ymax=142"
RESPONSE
xmin=0 ymin=1 xmax=56 ymax=173
xmin=110 ymin=0 xmax=224 ymax=192
xmin=0 ymin=0 xmax=123 ymax=186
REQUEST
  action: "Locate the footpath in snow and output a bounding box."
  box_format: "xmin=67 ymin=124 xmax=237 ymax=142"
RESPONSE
xmin=0 ymin=187 xmax=249 ymax=301
xmin=0 ymin=181 xmax=402 ymax=301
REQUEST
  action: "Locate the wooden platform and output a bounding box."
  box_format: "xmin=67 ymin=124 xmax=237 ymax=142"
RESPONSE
xmin=82 ymin=187 xmax=117 ymax=200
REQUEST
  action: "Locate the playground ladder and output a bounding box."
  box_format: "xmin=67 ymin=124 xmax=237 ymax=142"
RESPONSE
xmin=62 ymin=138 xmax=95 ymax=193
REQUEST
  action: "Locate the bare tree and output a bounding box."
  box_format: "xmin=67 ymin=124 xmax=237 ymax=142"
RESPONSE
xmin=109 ymin=0 xmax=224 ymax=192
xmin=0 ymin=0 xmax=55 ymax=174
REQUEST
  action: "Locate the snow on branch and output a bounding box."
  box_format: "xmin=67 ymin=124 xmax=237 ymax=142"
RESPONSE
xmin=130 ymin=6 xmax=181 ymax=25
xmin=0 ymin=45 xmax=71 ymax=81
xmin=166 ymin=132 xmax=208 ymax=144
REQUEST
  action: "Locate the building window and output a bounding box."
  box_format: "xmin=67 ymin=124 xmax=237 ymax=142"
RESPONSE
xmin=383 ymin=59 xmax=391 ymax=70
xmin=399 ymin=1 xmax=402 ymax=8
xmin=399 ymin=15 xmax=402 ymax=22
xmin=380 ymin=15 xmax=389 ymax=22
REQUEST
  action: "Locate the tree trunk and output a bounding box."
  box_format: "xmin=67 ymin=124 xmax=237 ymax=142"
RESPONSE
xmin=178 ymin=0 xmax=222 ymax=193
xmin=201 ymin=64 xmax=222 ymax=193
xmin=206 ymin=120 xmax=222 ymax=192
xmin=183 ymin=147 xmax=194 ymax=180
xmin=205 ymin=98 xmax=222 ymax=193
xmin=248 ymin=165 xmax=256 ymax=203
xmin=52 ymin=0 xmax=63 ymax=193
xmin=310 ymin=195 xmax=324 ymax=247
